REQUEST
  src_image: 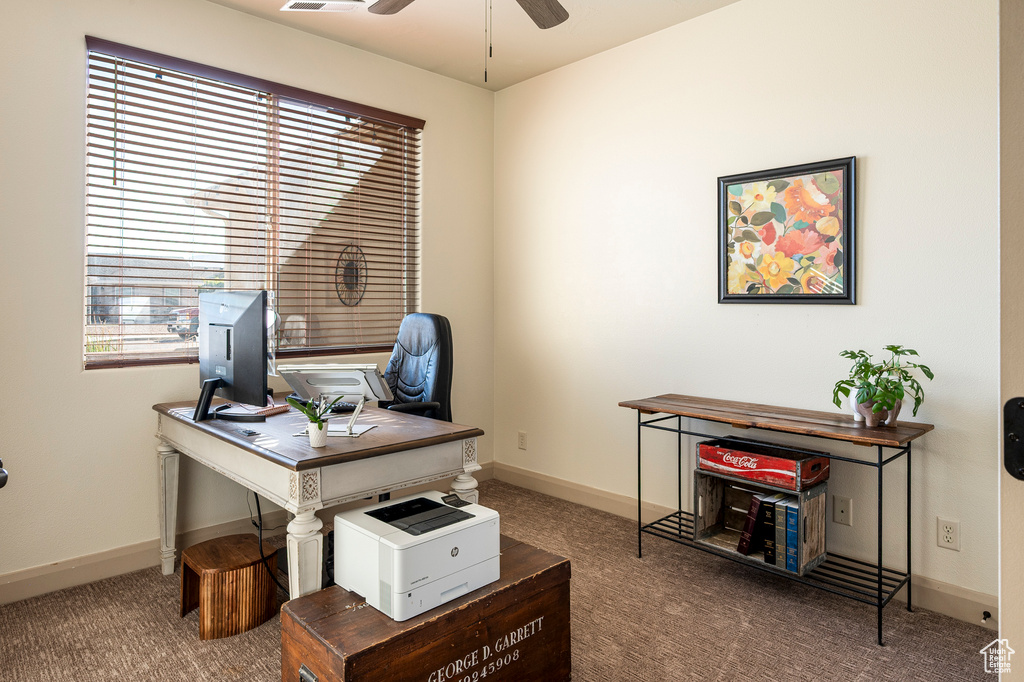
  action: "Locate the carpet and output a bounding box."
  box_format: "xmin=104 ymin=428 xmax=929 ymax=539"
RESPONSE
xmin=0 ymin=480 xmax=992 ymax=680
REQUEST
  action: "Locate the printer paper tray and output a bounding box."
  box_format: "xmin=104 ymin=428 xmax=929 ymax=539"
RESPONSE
xmin=388 ymin=556 xmax=500 ymax=622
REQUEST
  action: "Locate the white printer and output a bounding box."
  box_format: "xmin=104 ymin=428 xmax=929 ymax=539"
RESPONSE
xmin=334 ymin=490 xmax=500 ymax=621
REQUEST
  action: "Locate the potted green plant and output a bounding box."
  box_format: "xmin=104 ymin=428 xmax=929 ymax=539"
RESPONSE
xmin=286 ymin=395 xmax=344 ymax=447
xmin=832 ymin=345 xmax=934 ymax=427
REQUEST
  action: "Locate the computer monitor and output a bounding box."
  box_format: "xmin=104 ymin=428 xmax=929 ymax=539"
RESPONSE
xmin=193 ymin=290 xmax=269 ymax=422
xmin=278 ymin=364 xmax=394 ymax=436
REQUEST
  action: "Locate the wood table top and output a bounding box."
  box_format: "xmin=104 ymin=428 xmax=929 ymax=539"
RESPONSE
xmin=619 ymin=394 xmax=933 ymax=448
xmin=154 ymin=400 xmax=484 ymax=472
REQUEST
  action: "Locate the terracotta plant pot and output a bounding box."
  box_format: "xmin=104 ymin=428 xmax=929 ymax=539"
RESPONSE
xmin=854 ymin=400 xmax=888 ymax=428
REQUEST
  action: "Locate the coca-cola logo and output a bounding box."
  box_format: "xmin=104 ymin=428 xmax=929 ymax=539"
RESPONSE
xmin=722 ymin=452 xmax=758 ymax=469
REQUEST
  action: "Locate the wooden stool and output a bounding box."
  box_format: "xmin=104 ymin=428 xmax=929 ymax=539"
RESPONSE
xmin=180 ymin=534 xmax=277 ymax=640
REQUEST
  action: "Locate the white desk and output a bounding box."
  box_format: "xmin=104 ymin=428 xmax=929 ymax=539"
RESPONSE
xmin=154 ymin=401 xmax=484 ymax=598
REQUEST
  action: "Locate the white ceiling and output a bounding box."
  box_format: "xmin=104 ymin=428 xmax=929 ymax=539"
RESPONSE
xmin=206 ymin=0 xmax=739 ymax=91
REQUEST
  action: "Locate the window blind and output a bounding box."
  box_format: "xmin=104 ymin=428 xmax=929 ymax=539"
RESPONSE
xmin=84 ymin=38 xmax=423 ymax=369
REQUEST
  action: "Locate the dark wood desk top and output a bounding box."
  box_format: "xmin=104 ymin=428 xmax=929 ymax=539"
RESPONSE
xmin=154 ymin=400 xmax=484 ymax=472
xmin=619 ymin=394 xmax=933 ymax=448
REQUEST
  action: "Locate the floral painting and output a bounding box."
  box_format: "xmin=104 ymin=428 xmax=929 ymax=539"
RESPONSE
xmin=718 ymin=157 xmax=855 ymax=304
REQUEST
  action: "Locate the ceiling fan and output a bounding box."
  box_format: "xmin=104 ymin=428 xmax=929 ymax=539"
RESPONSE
xmin=372 ymin=0 xmax=567 ymax=29
xmin=281 ymin=0 xmax=569 ymax=30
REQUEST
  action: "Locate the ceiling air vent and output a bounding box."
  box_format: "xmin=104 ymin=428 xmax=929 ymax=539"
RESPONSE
xmin=281 ymin=0 xmax=365 ymax=11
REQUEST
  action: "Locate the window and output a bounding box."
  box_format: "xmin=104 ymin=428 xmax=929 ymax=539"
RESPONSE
xmin=84 ymin=38 xmax=423 ymax=368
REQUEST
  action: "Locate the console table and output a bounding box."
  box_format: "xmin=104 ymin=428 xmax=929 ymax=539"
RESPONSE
xmin=619 ymin=394 xmax=934 ymax=646
xmin=154 ymin=401 xmax=484 ymax=599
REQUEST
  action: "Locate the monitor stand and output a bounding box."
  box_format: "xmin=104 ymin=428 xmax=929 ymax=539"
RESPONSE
xmin=193 ymin=378 xmax=267 ymax=423
xmin=326 ymin=398 xmax=377 ymax=437
xmin=332 ymin=398 xmax=365 ymax=436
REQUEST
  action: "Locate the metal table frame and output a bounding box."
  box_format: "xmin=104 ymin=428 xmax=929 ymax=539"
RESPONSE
xmin=634 ymin=410 xmax=914 ymax=646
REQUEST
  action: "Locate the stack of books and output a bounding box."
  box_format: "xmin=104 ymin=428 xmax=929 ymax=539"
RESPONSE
xmin=736 ymin=492 xmax=801 ymax=573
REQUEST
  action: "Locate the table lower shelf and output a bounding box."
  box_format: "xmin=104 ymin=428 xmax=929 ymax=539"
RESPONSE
xmin=642 ymin=511 xmax=909 ymax=608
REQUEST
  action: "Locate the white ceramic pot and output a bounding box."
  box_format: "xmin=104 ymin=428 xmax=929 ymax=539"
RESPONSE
xmin=846 ymin=394 xmax=864 ymax=422
xmin=308 ymin=422 xmax=328 ymax=448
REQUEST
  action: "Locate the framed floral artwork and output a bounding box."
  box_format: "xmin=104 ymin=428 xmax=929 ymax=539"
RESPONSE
xmin=718 ymin=157 xmax=855 ymax=304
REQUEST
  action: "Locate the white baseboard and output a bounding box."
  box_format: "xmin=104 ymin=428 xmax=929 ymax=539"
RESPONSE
xmin=0 ymin=511 xmax=290 ymax=606
xmin=490 ymin=461 xmax=675 ymax=520
xmin=4 ymin=461 xmax=990 ymax=631
xmin=893 ymin=574 xmax=998 ymax=631
xmin=490 ymin=461 xmax=998 ymax=631
xmin=0 ymin=465 xmax=497 ymax=606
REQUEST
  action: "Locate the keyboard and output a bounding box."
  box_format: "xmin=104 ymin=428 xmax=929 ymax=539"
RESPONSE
xmin=282 ymin=392 xmax=356 ymax=414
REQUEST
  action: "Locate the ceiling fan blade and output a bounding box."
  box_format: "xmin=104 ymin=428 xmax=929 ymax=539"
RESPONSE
xmin=368 ymin=0 xmax=417 ymax=15
xmin=515 ymin=0 xmax=569 ymax=29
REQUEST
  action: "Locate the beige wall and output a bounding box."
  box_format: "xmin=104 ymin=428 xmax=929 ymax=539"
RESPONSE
xmin=0 ymin=0 xmax=494 ymax=576
xmin=493 ymin=0 xmax=1000 ymax=599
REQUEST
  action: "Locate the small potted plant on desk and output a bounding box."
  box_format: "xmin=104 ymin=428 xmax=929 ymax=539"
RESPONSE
xmin=286 ymin=395 xmax=344 ymax=448
xmin=832 ymin=345 xmax=934 ymax=427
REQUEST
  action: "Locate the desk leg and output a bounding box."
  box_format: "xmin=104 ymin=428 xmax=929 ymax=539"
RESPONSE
xmin=287 ymin=510 xmax=324 ymax=598
xmin=157 ymin=442 xmax=179 ymax=575
xmin=451 ymin=438 xmax=481 ymax=504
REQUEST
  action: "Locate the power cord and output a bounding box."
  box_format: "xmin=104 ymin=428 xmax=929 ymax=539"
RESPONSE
xmin=250 ymin=491 xmax=290 ymax=599
xmin=247 ymin=493 xmax=286 ymax=533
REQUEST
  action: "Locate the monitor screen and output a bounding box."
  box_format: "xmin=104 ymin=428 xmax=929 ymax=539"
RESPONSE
xmin=194 ymin=290 xmax=268 ymax=421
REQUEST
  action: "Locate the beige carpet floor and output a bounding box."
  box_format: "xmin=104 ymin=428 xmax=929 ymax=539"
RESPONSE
xmin=0 ymin=480 xmax=994 ymax=680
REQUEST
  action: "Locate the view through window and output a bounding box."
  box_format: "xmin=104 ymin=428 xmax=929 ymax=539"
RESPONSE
xmin=84 ymin=38 xmax=423 ymax=368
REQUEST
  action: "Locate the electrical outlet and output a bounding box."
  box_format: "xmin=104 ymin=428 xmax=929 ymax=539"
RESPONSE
xmin=938 ymin=517 xmax=961 ymax=551
xmin=833 ymin=495 xmax=852 ymax=526
xmin=517 ymin=431 xmax=527 ymax=450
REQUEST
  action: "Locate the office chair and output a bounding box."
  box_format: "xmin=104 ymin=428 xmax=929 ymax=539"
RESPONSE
xmin=381 ymin=313 xmax=453 ymax=422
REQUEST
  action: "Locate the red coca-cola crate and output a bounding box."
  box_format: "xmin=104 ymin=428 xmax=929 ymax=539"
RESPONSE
xmin=697 ymin=439 xmax=830 ymax=491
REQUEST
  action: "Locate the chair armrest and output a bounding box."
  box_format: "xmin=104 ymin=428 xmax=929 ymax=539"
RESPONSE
xmin=386 ymin=401 xmax=441 ymax=416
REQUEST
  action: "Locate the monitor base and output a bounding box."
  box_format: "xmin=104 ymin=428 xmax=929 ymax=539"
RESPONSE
xmin=193 ymin=378 xmax=267 ymax=423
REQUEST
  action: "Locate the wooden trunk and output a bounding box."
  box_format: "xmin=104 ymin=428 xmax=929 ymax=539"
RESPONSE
xmin=281 ymin=536 xmax=571 ymax=682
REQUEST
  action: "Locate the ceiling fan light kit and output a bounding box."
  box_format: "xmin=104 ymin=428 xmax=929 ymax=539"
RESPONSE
xmin=280 ymin=0 xmax=365 ymax=11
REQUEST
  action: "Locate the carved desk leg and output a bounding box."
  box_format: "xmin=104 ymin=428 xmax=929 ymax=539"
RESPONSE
xmin=451 ymin=437 xmax=482 ymax=504
xmin=287 ymin=470 xmax=324 ymax=598
xmin=157 ymin=441 xmax=179 ymax=575
xmin=287 ymin=512 xmax=323 ymax=598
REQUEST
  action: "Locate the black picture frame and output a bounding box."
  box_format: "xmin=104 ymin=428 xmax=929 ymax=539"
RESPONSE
xmin=718 ymin=156 xmax=855 ymax=304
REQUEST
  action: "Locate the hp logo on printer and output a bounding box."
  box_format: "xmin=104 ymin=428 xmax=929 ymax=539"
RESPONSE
xmin=451 ymin=547 xmax=459 ymax=558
